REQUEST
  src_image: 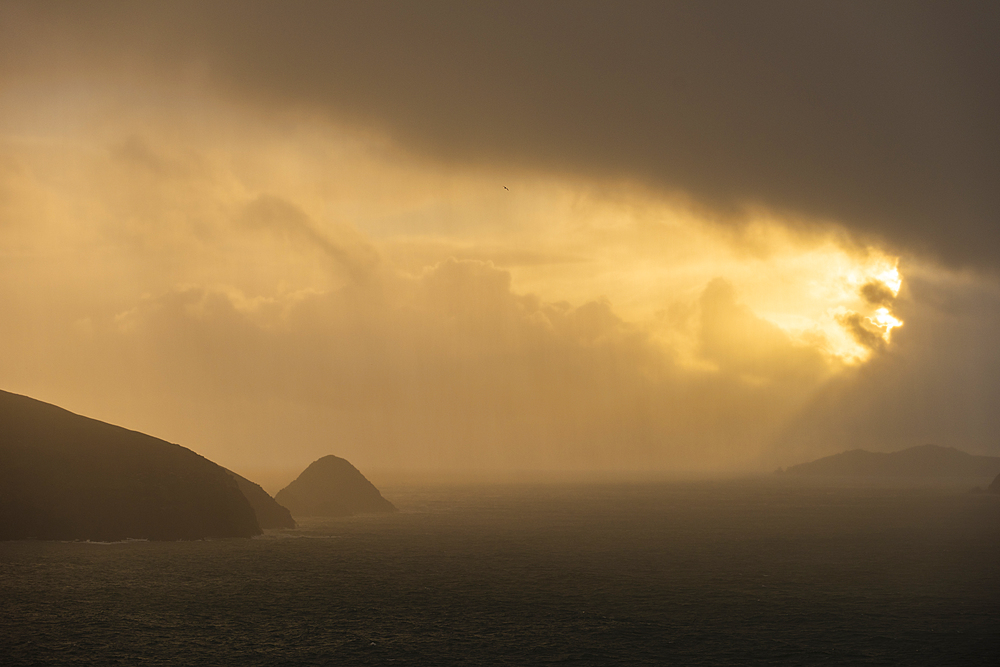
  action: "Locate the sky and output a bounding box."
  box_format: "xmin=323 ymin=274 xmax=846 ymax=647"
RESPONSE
xmin=1 ymin=1 xmax=998 ymax=485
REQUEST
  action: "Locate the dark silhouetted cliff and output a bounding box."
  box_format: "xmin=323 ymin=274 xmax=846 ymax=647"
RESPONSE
xmin=780 ymin=444 xmax=1000 ymax=484
xmin=226 ymin=470 xmax=296 ymax=529
xmin=0 ymin=390 xmax=261 ymax=541
xmin=275 ymin=455 xmax=396 ymax=517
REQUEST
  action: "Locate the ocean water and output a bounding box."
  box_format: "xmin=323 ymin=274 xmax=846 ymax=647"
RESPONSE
xmin=1 ymin=481 xmax=998 ymax=665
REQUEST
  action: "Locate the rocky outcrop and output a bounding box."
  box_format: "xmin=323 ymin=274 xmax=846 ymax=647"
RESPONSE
xmin=0 ymin=390 xmax=261 ymax=541
xmin=275 ymin=455 xmax=396 ymax=517
xmin=226 ymin=469 xmax=296 ymax=529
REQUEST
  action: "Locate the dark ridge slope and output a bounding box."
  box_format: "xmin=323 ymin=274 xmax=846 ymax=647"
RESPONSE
xmin=275 ymin=455 xmax=396 ymax=518
xmin=226 ymin=469 xmax=296 ymax=529
xmin=989 ymin=473 xmax=1000 ymax=494
xmin=781 ymin=444 xmax=1000 ymax=483
xmin=0 ymin=390 xmax=261 ymax=541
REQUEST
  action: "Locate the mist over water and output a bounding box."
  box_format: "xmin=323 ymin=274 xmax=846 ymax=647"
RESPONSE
xmin=2 ymin=481 xmax=997 ymax=665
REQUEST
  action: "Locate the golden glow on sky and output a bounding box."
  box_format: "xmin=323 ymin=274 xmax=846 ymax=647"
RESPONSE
xmin=872 ymin=307 xmax=904 ymax=341
xmin=4 ymin=6 xmax=1000 ymax=482
xmin=0 ymin=85 xmax=912 ymax=473
xmin=877 ymin=267 xmax=902 ymax=296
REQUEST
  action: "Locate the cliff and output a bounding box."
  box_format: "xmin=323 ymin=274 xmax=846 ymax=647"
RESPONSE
xmin=780 ymin=444 xmax=1000 ymax=483
xmin=226 ymin=469 xmax=296 ymax=529
xmin=0 ymin=390 xmax=261 ymax=541
xmin=275 ymin=455 xmax=396 ymax=517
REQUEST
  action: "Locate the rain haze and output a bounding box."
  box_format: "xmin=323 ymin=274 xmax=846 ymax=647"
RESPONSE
xmin=3 ymin=3 xmax=1000 ymax=665
xmin=1 ymin=0 xmax=999 ymax=485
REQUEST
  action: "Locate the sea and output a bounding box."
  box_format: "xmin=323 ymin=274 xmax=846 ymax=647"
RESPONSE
xmin=1 ymin=480 xmax=998 ymax=665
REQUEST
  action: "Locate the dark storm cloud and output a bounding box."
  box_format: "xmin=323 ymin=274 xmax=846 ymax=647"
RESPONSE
xmin=836 ymin=312 xmax=885 ymax=351
xmin=860 ymin=281 xmax=897 ymax=307
xmin=3 ymin=1 xmax=998 ymax=268
xmin=0 ymin=0 xmax=1000 ymax=266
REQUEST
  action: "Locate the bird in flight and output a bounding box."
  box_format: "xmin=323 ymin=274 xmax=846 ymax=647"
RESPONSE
xmin=503 ymin=186 xmax=509 ymax=191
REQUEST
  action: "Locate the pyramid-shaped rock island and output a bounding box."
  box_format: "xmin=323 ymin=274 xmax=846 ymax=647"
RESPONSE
xmin=276 ymin=455 xmax=397 ymax=517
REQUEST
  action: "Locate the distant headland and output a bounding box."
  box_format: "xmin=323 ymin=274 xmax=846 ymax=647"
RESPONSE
xmin=777 ymin=444 xmax=1000 ymax=484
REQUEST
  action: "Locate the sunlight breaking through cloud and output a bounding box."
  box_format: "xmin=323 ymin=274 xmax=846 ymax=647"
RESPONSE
xmin=0 ymin=83 xmax=934 ymax=474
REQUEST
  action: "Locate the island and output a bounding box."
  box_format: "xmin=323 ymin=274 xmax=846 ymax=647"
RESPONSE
xmin=778 ymin=444 xmax=1000 ymax=484
xmin=0 ymin=389 xmax=261 ymax=541
xmin=275 ymin=455 xmax=397 ymax=517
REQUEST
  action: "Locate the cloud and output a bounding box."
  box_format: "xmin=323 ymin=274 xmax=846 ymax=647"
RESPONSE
xmin=698 ymin=278 xmax=830 ymax=382
xmin=2 ymin=1 xmax=997 ymax=269
xmin=109 ymin=135 xmax=172 ymax=175
xmin=238 ymin=194 xmax=381 ymax=285
xmin=774 ymin=269 xmax=1000 ymax=463
xmin=0 ymin=217 xmax=842 ymax=475
xmin=860 ymin=281 xmax=896 ymax=307
xmin=0 ymin=77 xmax=997 ymax=477
xmin=836 ymin=312 xmax=886 ymax=351
xmin=77 ymin=261 xmax=839 ymax=474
